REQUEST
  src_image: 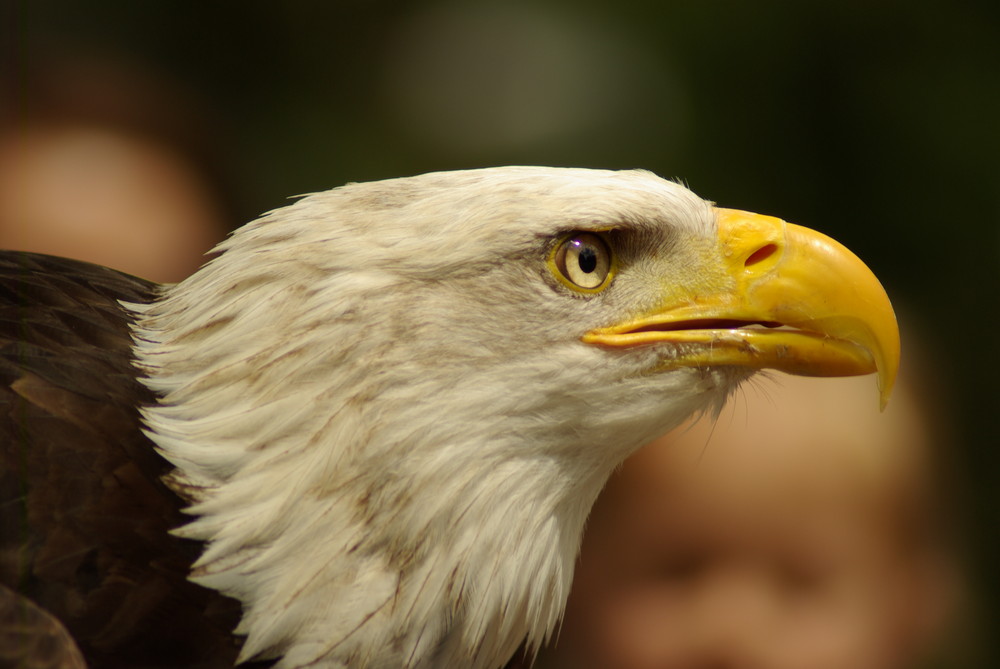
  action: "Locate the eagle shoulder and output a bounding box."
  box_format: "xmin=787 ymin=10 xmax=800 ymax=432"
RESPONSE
xmin=0 ymin=252 xmax=254 ymax=668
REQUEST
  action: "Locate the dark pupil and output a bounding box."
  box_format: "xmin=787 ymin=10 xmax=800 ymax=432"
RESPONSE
xmin=578 ymin=246 xmax=598 ymax=273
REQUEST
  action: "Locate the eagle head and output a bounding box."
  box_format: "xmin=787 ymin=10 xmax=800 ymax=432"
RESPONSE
xmin=128 ymin=167 xmax=898 ymax=668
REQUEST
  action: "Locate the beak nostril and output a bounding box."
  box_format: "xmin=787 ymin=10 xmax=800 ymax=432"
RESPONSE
xmin=745 ymin=243 xmax=778 ymax=268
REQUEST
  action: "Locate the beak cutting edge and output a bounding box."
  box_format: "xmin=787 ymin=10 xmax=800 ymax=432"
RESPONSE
xmin=582 ymin=208 xmax=900 ymax=409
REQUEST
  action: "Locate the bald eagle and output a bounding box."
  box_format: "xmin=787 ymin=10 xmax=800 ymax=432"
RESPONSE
xmin=0 ymin=167 xmax=897 ymax=669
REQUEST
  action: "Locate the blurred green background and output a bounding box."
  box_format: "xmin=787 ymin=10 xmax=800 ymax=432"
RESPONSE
xmin=6 ymin=0 xmax=999 ymax=665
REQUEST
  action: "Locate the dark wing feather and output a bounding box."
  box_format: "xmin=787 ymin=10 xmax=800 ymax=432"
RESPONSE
xmin=0 ymin=583 xmax=85 ymax=669
xmin=0 ymin=252 xmax=259 ymax=668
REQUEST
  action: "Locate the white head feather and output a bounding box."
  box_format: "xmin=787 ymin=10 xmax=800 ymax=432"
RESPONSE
xmin=129 ymin=167 xmax=740 ymax=668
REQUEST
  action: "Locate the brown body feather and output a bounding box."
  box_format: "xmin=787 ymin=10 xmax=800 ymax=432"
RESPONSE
xmin=0 ymin=252 xmax=260 ymax=668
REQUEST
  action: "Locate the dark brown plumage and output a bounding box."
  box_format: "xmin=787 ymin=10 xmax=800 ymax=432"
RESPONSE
xmin=1 ymin=582 xmax=84 ymax=669
xmin=0 ymin=252 xmax=256 ymax=668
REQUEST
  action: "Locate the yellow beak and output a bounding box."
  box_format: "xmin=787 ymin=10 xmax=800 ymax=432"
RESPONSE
xmin=582 ymin=208 xmax=900 ymax=408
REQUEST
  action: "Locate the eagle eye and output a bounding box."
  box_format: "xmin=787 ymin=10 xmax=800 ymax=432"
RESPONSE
xmin=550 ymin=232 xmax=614 ymax=292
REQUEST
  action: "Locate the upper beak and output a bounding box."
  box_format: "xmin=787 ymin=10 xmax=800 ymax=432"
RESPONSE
xmin=582 ymin=208 xmax=900 ymax=409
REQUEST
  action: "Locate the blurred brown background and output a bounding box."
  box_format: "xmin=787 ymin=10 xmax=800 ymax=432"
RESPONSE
xmin=4 ymin=1 xmax=998 ymax=665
